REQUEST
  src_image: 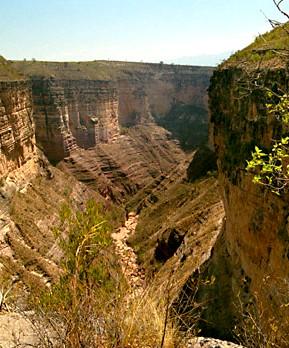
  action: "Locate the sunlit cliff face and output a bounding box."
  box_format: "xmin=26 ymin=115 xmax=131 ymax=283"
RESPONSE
xmin=0 ymin=81 xmax=35 ymax=177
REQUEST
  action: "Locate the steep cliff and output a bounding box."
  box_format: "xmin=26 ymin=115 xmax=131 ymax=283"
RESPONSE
xmin=0 ymin=80 xmax=35 ymax=177
xmin=31 ymin=78 xmax=119 ymax=163
xmin=12 ymin=60 xmax=212 ymax=152
xmin=189 ymin=26 xmax=289 ymax=343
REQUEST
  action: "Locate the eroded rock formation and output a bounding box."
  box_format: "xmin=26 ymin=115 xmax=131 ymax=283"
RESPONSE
xmin=0 ymin=58 xmax=223 ymax=346
xmin=31 ymin=78 xmax=120 ymax=163
xmin=0 ymin=80 xmax=35 ymax=176
xmin=190 ymin=41 xmax=289 ymax=342
xmin=12 ymin=61 xmax=212 ymax=157
xmin=0 ymin=68 xmax=105 ymax=295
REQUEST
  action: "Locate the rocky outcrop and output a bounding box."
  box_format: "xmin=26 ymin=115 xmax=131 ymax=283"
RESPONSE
xmin=0 ymin=80 xmax=35 ymax=177
xmin=188 ymin=337 xmax=243 ymax=348
xmin=187 ymin=146 xmax=217 ymax=182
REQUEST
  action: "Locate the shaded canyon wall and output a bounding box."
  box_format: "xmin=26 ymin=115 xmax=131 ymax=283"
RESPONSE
xmin=191 ymin=66 xmax=289 ymax=340
xmin=0 ymin=73 xmax=105 ymax=292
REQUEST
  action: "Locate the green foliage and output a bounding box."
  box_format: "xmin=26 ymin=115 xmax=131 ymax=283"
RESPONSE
xmin=35 ymin=200 xmax=127 ymax=346
xmin=56 ymin=200 xmax=111 ymax=276
xmin=40 ymin=200 xmax=118 ymax=311
xmin=266 ymin=91 xmax=289 ymax=124
xmin=246 ymin=92 xmax=289 ymax=195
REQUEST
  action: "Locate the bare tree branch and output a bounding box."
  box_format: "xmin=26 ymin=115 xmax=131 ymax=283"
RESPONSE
xmin=273 ymin=0 xmax=289 ymax=21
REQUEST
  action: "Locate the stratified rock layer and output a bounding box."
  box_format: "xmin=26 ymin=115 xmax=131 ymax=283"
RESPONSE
xmin=10 ymin=61 xmax=213 ymax=200
xmin=12 ymin=61 xmax=213 ymax=158
xmin=0 ymin=74 xmax=105 ymax=296
xmin=0 ymin=80 xmax=35 ymax=176
xmin=31 ymin=78 xmax=120 ymax=162
xmin=58 ymin=124 xmax=185 ymax=201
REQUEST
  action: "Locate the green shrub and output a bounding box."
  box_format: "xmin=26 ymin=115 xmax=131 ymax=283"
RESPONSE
xmin=246 ymin=91 xmax=289 ymax=195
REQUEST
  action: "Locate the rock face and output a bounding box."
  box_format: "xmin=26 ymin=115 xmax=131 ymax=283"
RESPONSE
xmin=186 ymin=146 xmax=217 ymax=182
xmin=58 ymin=124 xmax=186 ymax=202
xmin=194 ymin=55 xmax=289 ymax=341
xmin=12 ymin=61 xmax=213 ymax=157
xmin=0 ymin=80 xmax=35 ymax=177
xmin=31 ymin=78 xmax=120 ymax=163
xmin=116 ymin=65 xmax=211 ymax=150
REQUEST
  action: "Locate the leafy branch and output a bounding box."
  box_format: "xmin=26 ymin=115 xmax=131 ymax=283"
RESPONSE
xmin=246 ymin=92 xmax=289 ymax=194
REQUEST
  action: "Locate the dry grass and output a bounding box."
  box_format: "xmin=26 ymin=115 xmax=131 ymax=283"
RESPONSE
xmin=6 ymin=278 xmax=196 ymax=348
xmin=103 ymin=289 xmax=178 ymax=348
xmin=223 ymin=23 xmax=289 ymax=68
xmin=234 ymin=276 xmax=289 ymax=348
xmin=0 ymin=55 xmax=23 ymax=80
xmin=10 ymin=59 xmax=213 ymax=81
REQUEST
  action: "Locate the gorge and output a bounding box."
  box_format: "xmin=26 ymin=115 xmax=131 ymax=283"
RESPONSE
xmin=1 ymin=20 xmax=289 ymax=347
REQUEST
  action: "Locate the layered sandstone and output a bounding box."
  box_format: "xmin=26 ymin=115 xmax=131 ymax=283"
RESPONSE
xmin=7 ymin=61 xmax=212 ymax=200
xmin=0 ymin=65 xmax=105 ymax=297
xmin=58 ymin=124 xmax=186 ymax=202
xmin=31 ymin=78 xmax=120 ymax=163
xmin=0 ymin=80 xmax=35 ymax=177
xmin=12 ymin=61 xmax=212 ymax=156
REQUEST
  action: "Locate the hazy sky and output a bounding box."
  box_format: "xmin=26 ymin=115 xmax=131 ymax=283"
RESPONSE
xmin=1 ymin=0 xmax=288 ymax=63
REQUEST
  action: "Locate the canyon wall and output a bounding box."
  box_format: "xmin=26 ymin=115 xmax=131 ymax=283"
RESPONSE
xmin=0 ymin=58 xmax=215 ymax=315
xmin=31 ymin=78 xmax=120 ymax=163
xmin=117 ymin=64 xmax=211 ymax=150
xmin=192 ymin=62 xmax=289 ymax=340
xmin=12 ymin=61 xmax=213 ymax=158
xmin=8 ymin=61 xmax=212 ymax=200
xmin=0 ymin=80 xmax=36 ymax=177
xmin=0 ymin=69 xmax=105 ymax=293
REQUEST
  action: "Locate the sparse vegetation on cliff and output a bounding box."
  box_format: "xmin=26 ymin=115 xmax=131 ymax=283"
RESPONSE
xmin=28 ymin=201 xmax=193 ymax=347
xmin=243 ymin=2 xmax=289 ymax=196
xmin=10 ymin=59 xmax=212 ymax=81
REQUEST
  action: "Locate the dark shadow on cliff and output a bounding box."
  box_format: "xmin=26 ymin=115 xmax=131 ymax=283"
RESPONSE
xmin=187 ymin=146 xmax=217 ymax=182
xmin=155 ymin=103 xmax=208 ymax=151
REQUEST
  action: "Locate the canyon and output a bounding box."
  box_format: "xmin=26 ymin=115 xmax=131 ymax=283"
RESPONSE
xmin=1 ymin=21 xmax=289 ymax=347
xmin=0 ymin=57 xmax=220 ymax=347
